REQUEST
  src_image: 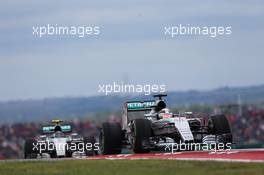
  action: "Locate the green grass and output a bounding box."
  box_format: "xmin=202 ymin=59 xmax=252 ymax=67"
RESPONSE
xmin=0 ymin=159 xmax=263 ymax=175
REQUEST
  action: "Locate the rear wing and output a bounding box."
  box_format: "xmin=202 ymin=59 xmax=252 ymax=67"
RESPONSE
xmin=122 ymin=100 xmax=155 ymax=129
xmin=126 ymin=101 xmax=156 ymax=111
xmin=42 ymin=125 xmax=72 ymax=134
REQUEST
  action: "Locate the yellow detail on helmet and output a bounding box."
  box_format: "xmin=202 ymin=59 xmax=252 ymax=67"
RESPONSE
xmin=51 ymin=120 xmax=63 ymax=124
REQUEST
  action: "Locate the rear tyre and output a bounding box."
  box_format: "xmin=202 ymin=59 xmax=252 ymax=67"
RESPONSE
xmin=100 ymin=122 xmax=122 ymax=155
xmin=208 ymin=115 xmax=232 ymax=143
xmin=50 ymin=151 xmax=57 ymax=158
xmin=132 ymin=119 xmax=152 ymax=153
xmin=84 ymin=136 xmax=98 ymax=156
xmin=24 ymin=139 xmax=38 ymax=159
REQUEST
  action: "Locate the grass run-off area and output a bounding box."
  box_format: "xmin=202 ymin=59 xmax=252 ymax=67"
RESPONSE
xmin=0 ymin=159 xmax=263 ymax=175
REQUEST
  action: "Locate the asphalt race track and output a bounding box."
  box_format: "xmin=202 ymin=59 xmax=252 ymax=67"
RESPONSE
xmin=85 ymin=149 xmax=264 ymax=163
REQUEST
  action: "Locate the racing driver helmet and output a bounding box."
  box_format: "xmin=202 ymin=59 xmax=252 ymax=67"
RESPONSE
xmin=158 ymin=108 xmax=173 ymax=119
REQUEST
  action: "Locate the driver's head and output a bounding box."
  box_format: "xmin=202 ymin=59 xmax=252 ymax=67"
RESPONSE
xmin=160 ymin=108 xmax=170 ymax=114
xmin=54 ymin=125 xmax=62 ymax=132
xmin=158 ymin=108 xmax=172 ymax=119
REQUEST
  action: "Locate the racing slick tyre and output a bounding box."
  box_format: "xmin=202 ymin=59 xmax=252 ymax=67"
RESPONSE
xmin=24 ymin=139 xmax=38 ymax=159
xmin=84 ymin=136 xmax=98 ymax=156
xmin=65 ymin=149 xmax=72 ymax=158
xmin=132 ymin=118 xmax=152 ymax=153
xmin=100 ymin=122 xmax=122 ymax=155
xmin=208 ymin=114 xmax=232 ymax=143
xmin=50 ymin=151 xmax=57 ymax=158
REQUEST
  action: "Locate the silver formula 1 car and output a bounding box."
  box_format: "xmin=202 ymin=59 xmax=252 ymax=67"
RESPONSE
xmin=100 ymin=94 xmax=232 ymax=154
xmin=24 ymin=120 xmax=98 ymax=159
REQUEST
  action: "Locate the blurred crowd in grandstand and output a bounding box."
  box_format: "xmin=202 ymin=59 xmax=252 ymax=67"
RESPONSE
xmin=0 ymin=105 xmax=263 ymax=159
xmin=226 ymin=105 xmax=264 ymax=145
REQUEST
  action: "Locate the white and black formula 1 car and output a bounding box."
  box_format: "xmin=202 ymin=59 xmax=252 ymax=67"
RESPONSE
xmin=100 ymin=94 xmax=232 ymax=154
xmin=24 ymin=120 xmax=98 ymax=159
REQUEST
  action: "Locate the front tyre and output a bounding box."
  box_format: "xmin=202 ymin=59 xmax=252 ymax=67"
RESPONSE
xmin=24 ymin=139 xmax=38 ymax=159
xmin=132 ymin=119 xmax=152 ymax=153
xmin=100 ymin=122 xmax=122 ymax=155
